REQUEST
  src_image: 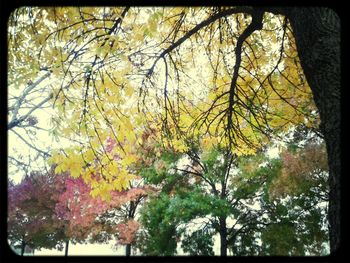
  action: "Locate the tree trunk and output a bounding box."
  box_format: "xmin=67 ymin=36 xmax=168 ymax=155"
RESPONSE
xmin=20 ymin=240 xmax=26 ymax=256
xmin=126 ymin=244 xmax=131 ymax=256
xmin=64 ymin=240 xmax=69 ymax=256
xmin=219 ymin=217 xmax=227 ymax=256
xmin=125 ymin=200 xmax=136 ymax=256
xmin=286 ymin=8 xmax=341 ymax=254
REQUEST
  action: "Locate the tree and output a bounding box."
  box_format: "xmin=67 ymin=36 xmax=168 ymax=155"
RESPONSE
xmin=7 ymin=171 xmax=67 ymax=255
xmin=7 ymin=7 xmax=340 ymax=253
xmin=259 ymin=129 xmax=329 ymax=255
xmin=137 ymin=193 xmax=180 ymax=256
xmin=136 ymin=125 xmax=329 ymax=255
xmin=53 ymin=137 xmax=155 ymax=256
xmin=56 ymin=175 xmax=153 ymax=256
xmin=238 ymin=139 xmax=329 ymax=255
xmin=7 ymin=166 xmax=153 ymax=256
xmin=135 ymin=140 xmax=261 ymax=256
xmin=25 ymin=6 xmax=317 ymax=193
xmin=181 ymin=229 xmax=215 ymax=256
xmin=275 ymin=8 xmax=340 ymax=252
xmin=7 ymin=8 xmax=57 ymax=178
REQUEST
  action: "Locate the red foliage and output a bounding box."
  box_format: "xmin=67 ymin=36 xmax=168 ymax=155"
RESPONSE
xmin=116 ymin=219 xmax=140 ymax=245
xmin=269 ymin=143 xmax=328 ymax=199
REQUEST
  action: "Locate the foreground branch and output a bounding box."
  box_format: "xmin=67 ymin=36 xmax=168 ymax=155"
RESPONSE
xmin=227 ymin=9 xmax=264 ymax=146
xmin=147 ymin=7 xmax=255 ymax=76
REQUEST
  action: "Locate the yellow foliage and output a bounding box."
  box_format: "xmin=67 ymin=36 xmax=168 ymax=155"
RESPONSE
xmin=172 ymin=138 xmax=189 ymax=153
xmin=201 ymin=136 xmax=218 ymax=152
xmin=11 ymin=7 xmax=319 ymax=198
xmin=124 ymin=85 xmax=134 ymax=97
xmin=121 ymin=154 xmax=137 ymax=167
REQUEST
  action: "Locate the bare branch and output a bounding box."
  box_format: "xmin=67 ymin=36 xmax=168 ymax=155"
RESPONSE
xmin=227 ymin=10 xmax=264 ymax=147
xmin=147 ymin=7 xmax=255 ymax=76
xmin=10 ymin=129 xmax=51 ymax=157
xmin=8 ymin=93 xmax=53 ymax=130
xmin=9 ymin=71 xmax=51 ymax=123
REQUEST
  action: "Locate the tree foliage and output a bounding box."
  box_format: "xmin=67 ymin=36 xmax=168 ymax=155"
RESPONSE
xmin=135 ymin=129 xmax=329 ymax=255
xmin=7 ymin=171 xmax=66 ymax=253
xmin=7 ymin=7 xmax=319 ymax=198
xmin=7 ymin=166 xmax=154 ymax=255
xmin=7 ymin=6 xmax=333 ymax=256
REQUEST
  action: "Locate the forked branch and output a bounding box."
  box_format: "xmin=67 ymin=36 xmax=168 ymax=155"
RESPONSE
xmin=227 ymin=9 xmax=264 ymax=146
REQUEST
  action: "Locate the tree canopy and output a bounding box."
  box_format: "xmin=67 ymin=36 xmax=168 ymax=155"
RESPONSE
xmin=7 ymin=6 xmax=335 ymax=256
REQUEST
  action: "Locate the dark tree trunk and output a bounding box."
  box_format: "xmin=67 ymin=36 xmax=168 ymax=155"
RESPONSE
xmin=285 ymin=8 xmax=341 ymax=253
xmin=125 ymin=200 xmax=136 ymax=256
xmin=64 ymin=240 xmax=69 ymax=256
xmin=219 ymin=217 xmax=227 ymax=256
xmin=20 ymin=240 xmax=26 ymax=256
xmin=126 ymin=244 xmax=131 ymax=256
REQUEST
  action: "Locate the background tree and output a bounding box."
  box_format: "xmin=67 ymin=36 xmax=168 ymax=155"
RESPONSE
xmin=135 ymin=139 xmax=262 ymax=256
xmin=7 ymin=7 xmax=58 ymax=179
xmin=7 ymin=167 xmax=153 ymax=256
xmin=135 ymin=124 xmax=329 ymax=255
xmin=258 ymin=127 xmax=329 ymax=255
xmin=53 ymin=137 xmax=155 ymax=256
xmin=58 ymin=176 xmax=153 ymax=256
xmin=7 ymin=171 xmax=66 ymax=255
xmin=236 ymin=138 xmax=329 ymax=255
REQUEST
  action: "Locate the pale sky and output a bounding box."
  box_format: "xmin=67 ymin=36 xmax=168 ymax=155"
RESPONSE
xmin=31 ymin=232 xmax=225 ymax=256
xmin=34 ymin=241 xmax=124 ymax=256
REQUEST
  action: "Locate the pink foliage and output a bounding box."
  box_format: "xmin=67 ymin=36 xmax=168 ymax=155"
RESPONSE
xmin=55 ymin=176 xmax=109 ymax=229
xmin=106 ymin=137 xmax=117 ymax=153
xmin=55 ymin=173 xmax=152 ymax=239
xmin=108 ymin=187 xmax=148 ymax=208
xmin=7 ymin=171 xmax=67 ymax=249
xmin=270 ymin=143 xmax=328 ymax=199
xmin=8 ymin=165 xmax=154 ymax=247
xmin=116 ymin=219 xmax=140 ymax=245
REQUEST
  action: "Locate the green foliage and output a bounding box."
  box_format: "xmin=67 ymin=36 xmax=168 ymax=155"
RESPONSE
xmin=137 ymin=193 xmax=180 ymax=255
xmin=137 ymin=138 xmax=329 ymax=255
xmin=261 ymin=222 xmax=303 ymax=255
xmin=249 ymin=140 xmax=329 ymax=255
xmin=139 ymin=150 xmax=181 ymax=185
xmin=168 ymin=189 xmax=232 ymax=220
xmin=140 ymin=166 xmax=165 ymax=184
xmin=181 ymin=229 xmax=214 ymax=256
xmin=232 ymin=153 xmax=281 ymax=202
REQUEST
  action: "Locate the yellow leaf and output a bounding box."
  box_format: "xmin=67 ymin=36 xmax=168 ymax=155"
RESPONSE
xmin=122 ymin=154 xmax=137 ymax=166
xmin=134 ymin=32 xmax=144 ymax=42
xmin=84 ymin=149 xmax=95 ymax=163
xmin=124 ymin=85 xmax=134 ymax=97
xmin=172 ymin=138 xmax=189 ymax=152
xmin=55 ymin=165 xmax=63 ymax=174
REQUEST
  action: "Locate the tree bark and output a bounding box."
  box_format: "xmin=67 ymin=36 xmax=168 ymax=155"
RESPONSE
xmin=285 ymin=7 xmax=341 ymax=254
xmin=126 ymin=244 xmax=131 ymax=256
xmin=20 ymin=240 xmax=26 ymax=256
xmin=125 ymin=200 xmax=136 ymax=256
xmin=219 ymin=217 xmax=228 ymax=256
xmin=64 ymin=240 xmax=69 ymax=256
